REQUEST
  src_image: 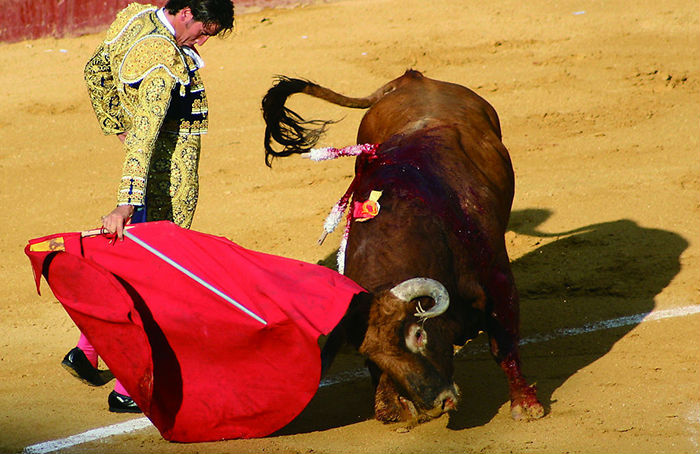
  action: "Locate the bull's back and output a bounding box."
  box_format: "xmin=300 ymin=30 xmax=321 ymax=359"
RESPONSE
xmin=357 ymin=71 xmax=501 ymax=142
xmin=357 ymin=71 xmax=515 ymax=230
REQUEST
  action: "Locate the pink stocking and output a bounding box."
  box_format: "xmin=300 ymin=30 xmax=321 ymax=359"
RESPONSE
xmin=113 ymin=379 xmax=131 ymax=397
xmin=76 ymin=334 xmax=98 ymax=368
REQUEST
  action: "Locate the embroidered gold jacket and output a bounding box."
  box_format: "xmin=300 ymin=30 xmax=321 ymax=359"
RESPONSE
xmin=84 ymin=3 xmax=207 ymax=215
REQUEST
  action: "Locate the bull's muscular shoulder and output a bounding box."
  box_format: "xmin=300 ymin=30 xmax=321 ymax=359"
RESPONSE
xmin=118 ymin=35 xmax=189 ymax=86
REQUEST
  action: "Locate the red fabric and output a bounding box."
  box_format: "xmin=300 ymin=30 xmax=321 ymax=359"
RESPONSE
xmin=25 ymin=221 xmax=364 ymax=442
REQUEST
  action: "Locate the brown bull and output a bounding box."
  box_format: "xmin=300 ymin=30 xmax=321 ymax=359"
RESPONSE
xmin=262 ymin=70 xmax=544 ymax=424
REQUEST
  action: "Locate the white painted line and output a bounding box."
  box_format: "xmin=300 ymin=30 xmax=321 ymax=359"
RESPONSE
xmin=519 ymin=304 xmax=700 ymax=347
xmin=320 ymin=366 xmax=370 ymax=387
xmin=23 ymin=304 xmax=700 ymax=453
xmin=23 ymin=418 xmax=152 ymax=454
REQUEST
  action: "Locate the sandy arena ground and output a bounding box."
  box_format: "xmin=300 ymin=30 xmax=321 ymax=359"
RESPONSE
xmin=1 ymin=0 xmax=698 ymax=452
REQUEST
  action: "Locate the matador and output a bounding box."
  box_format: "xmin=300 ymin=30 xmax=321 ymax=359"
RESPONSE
xmin=85 ymin=2 xmax=209 ymax=228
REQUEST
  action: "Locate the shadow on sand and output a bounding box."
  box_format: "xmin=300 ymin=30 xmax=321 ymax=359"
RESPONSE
xmin=275 ymin=208 xmax=687 ymax=434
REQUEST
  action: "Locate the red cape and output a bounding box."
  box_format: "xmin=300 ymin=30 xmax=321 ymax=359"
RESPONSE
xmin=25 ymin=221 xmax=364 ymax=442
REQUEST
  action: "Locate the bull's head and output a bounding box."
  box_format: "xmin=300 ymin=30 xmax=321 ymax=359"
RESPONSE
xmin=359 ymin=278 xmax=460 ymax=423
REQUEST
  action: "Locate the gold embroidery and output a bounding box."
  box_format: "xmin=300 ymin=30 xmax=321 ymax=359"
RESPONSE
xmin=145 ymin=133 xmax=201 ymax=228
xmin=116 ymin=68 xmax=173 ymax=206
xmin=119 ymin=36 xmax=188 ymax=86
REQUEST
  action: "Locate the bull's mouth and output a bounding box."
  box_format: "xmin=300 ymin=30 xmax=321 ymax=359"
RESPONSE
xmin=374 ymin=370 xmax=460 ymax=423
xmin=423 ymin=386 xmax=459 ymax=418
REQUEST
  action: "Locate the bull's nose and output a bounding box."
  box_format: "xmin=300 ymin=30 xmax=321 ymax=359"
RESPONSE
xmin=442 ymin=393 xmax=457 ymax=411
xmin=436 ymin=387 xmax=459 ymax=413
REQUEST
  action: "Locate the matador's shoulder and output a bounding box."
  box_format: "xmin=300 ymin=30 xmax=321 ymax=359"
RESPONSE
xmin=104 ymin=3 xmax=158 ymax=44
xmin=119 ymin=35 xmax=189 ymax=86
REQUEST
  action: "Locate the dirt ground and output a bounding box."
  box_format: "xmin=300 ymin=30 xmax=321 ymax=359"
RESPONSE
xmin=1 ymin=0 xmax=698 ymax=452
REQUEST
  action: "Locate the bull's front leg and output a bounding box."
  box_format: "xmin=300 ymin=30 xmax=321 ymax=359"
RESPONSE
xmin=490 ymin=339 xmax=544 ymax=420
xmin=486 ymin=270 xmax=544 ymax=421
xmin=320 ymin=324 xmax=345 ymax=377
xmin=322 ymin=292 xmax=373 ymax=376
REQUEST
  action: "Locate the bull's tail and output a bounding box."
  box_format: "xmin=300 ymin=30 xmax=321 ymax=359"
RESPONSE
xmin=262 ymin=75 xmax=400 ymax=167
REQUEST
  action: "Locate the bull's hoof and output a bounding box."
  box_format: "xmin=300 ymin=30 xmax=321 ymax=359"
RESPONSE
xmin=511 ymin=400 xmax=545 ymax=420
xmin=510 ymin=385 xmax=545 ymax=421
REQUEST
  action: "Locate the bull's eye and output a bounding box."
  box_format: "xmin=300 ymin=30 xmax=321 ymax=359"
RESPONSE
xmin=405 ymin=323 xmax=428 ymax=354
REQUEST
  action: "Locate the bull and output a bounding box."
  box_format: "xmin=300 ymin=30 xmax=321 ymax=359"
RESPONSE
xmin=261 ymin=70 xmax=544 ymax=424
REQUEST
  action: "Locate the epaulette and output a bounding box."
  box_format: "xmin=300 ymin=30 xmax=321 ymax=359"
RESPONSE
xmin=104 ymin=3 xmax=157 ymax=45
xmin=119 ymin=35 xmax=190 ymax=87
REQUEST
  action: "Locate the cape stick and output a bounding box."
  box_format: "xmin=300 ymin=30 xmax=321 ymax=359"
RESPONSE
xmin=123 ymin=229 xmax=267 ymax=326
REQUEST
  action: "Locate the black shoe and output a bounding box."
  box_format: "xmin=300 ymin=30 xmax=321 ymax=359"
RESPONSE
xmin=61 ymin=347 xmax=114 ymax=386
xmin=108 ymin=390 xmax=142 ymax=413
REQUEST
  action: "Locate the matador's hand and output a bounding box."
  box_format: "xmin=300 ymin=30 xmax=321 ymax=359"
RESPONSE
xmin=101 ymin=204 xmax=135 ymax=240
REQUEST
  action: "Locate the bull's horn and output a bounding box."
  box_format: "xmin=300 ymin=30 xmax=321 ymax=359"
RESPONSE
xmin=389 ymin=278 xmax=449 ymax=320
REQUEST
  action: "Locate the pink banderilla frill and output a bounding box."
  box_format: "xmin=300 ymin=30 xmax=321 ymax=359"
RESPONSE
xmin=303 ymin=143 xmax=379 ymax=274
